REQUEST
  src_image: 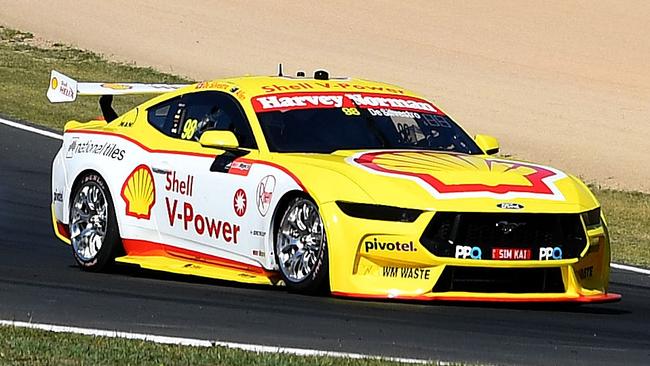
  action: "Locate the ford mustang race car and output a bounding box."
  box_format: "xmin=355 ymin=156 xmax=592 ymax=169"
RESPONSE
xmin=48 ymin=68 xmax=620 ymax=303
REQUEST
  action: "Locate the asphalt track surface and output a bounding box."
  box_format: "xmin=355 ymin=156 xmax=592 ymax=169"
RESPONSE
xmin=1 ymin=121 xmax=649 ymax=365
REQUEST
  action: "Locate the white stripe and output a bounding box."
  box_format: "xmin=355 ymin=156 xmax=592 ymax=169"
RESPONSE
xmin=0 ymin=117 xmax=63 ymax=140
xmin=0 ymin=320 xmax=434 ymax=365
xmin=612 ymin=263 xmax=650 ymax=275
xmin=1 ymin=116 xmax=649 ymax=279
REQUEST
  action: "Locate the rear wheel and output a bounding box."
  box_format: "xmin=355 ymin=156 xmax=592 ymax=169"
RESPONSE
xmin=275 ymin=197 xmax=329 ymax=294
xmin=69 ymin=173 xmax=122 ymax=271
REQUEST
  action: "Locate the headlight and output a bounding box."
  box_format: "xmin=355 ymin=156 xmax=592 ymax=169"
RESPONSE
xmin=581 ymin=207 xmax=602 ymax=228
xmin=336 ymin=201 xmax=422 ymax=222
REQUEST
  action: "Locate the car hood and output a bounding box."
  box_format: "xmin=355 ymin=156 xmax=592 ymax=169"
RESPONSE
xmin=271 ymin=150 xmax=599 ymax=213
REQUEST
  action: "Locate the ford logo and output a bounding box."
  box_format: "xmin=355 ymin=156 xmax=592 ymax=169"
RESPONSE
xmin=497 ymin=202 xmax=524 ymax=210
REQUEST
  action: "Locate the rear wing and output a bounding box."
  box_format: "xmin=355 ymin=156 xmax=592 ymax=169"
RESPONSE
xmin=46 ymin=70 xmax=191 ymax=103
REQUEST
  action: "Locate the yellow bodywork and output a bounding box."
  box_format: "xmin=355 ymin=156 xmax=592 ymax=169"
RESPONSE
xmin=115 ymin=256 xmax=275 ymax=285
xmin=54 ymin=75 xmax=619 ymax=303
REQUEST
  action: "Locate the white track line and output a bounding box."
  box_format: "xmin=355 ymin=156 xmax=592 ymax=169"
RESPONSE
xmin=1 ymin=116 xmax=649 ymax=277
xmin=0 ymin=116 xmax=62 ymax=140
xmin=611 ymin=263 xmax=650 ymax=275
xmin=0 ymin=320 xmax=433 ymax=365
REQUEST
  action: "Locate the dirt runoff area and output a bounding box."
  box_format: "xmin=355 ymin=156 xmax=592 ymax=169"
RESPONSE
xmin=1 ymin=0 xmax=649 ymax=192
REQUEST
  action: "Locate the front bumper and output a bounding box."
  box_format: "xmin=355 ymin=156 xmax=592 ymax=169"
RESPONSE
xmin=332 ymin=291 xmax=621 ymax=303
xmin=323 ymin=202 xmax=620 ymax=304
xmin=51 ymin=203 xmax=71 ymax=244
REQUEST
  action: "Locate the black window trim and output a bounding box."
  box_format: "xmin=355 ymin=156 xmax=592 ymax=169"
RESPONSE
xmin=146 ymin=95 xmax=183 ymax=138
xmin=146 ymin=91 xmax=258 ymax=150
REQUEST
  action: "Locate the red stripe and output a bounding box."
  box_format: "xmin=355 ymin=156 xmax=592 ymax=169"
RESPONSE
xmin=250 ymin=159 xmax=308 ymax=192
xmin=56 ymin=221 xmax=70 ymax=239
xmin=67 ymin=129 xmax=217 ymax=158
xmin=331 ymin=291 xmax=622 ymax=304
xmin=66 ymin=129 xmax=307 ymax=192
xmin=121 ymin=238 xmax=275 ymax=277
xmin=354 ymin=151 xmax=558 ymax=195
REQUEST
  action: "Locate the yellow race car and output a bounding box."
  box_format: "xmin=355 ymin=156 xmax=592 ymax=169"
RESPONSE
xmin=48 ymin=68 xmax=620 ymax=303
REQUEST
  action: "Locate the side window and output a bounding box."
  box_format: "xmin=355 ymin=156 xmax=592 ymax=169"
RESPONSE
xmin=147 ymin=97 xmax=183 ymax=137
xmin=180 ymin=91 xmax=257 ymax=149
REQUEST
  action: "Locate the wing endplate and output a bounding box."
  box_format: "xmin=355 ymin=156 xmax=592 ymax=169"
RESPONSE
xmin=46 ymin=70 xmax=191 ymax=103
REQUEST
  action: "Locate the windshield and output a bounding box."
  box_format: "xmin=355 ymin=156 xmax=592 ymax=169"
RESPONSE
xmin=253 ymin=92 xmax=481 ymax=154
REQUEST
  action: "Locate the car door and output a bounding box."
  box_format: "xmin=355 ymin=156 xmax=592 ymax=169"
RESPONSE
xmin=146 ymin=91 xmax=265 ymax=265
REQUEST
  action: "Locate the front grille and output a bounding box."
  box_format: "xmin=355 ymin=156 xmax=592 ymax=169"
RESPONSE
xmin=420 ymin=212 xmax=587 ymax=260
xmin=432 ymin=266 xmax=565 ymax=293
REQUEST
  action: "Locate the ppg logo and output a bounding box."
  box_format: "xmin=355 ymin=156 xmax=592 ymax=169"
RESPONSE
xmin=539 ymin=247 xmax=563 ymax=260
xmin=455 ymin=246 xmax=482 ymax=259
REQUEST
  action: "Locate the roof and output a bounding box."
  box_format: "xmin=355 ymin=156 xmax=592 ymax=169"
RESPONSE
xmin=194 ymin=75 xmax=420 ymax=100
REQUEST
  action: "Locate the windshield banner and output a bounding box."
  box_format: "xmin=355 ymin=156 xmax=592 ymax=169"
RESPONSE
xmin=252 ymin=92 xmax=441 ymax=114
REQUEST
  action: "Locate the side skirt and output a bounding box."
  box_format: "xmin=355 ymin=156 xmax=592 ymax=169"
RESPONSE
xmin=116 ymin=238 xmax=281 ymax=286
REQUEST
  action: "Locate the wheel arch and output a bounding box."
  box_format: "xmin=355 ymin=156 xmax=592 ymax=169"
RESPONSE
xmin=268 ymin=189 xmax=313 ymax=267
xmin=68 ymin=168 xmax=125 ymax=243
xmin=67 ymin=168 xmax=126 ymax=269
xmin=69 ymin=169 xmax=103 ymax=197
xmin=268 ymin=189 xmax=330 ymax=293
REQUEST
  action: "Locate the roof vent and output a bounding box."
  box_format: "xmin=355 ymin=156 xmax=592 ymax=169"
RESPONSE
xmin=314 ymin=69 xmax=329 ymax=80
xmin=296 ymin=70 xmax=306 ymax=77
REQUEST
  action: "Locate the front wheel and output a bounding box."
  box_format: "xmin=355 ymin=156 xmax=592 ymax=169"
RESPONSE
xmin=275 ymin=197 xmax=329 ymax=294
xmin=69 ymin=173 xmax=122 ymax=271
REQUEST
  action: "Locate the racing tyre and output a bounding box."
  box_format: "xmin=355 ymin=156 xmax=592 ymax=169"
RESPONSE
xmin=69 ymin=173 xmax=122 ymax=272
xmin=275 ymin=197 xmax=329 ymax=294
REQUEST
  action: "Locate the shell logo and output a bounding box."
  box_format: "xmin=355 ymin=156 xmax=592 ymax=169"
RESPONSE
xmin=121 ymin=165 xmax=156 ymax=219
xmin=101 ymin=83 xmax=133 ymax=90
xmin=350 ymin=151 xmax=567 ymax=200
xmin=51 ymin=77 xmax=58 ymax=90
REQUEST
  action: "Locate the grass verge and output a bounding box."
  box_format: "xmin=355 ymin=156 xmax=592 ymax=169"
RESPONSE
xmin=0 ymin=325 xmax=446 ymax=366
xmin=0 ymin=26 xmax=189 ymax=130
xmin=1 ymin=26 xmax=648 ymax=268
xmin=594 ymin=188 xmax=650 ymax=267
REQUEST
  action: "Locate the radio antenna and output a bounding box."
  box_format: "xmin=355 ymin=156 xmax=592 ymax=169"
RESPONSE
xmin=277 ymin=63 xmax=284 ymax=77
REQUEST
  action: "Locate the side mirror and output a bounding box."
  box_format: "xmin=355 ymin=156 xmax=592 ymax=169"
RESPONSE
xmin=199 ymin=130 xmax=239 ymax=149
xmin=474 ymin=134 xmax=500 ymax=155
